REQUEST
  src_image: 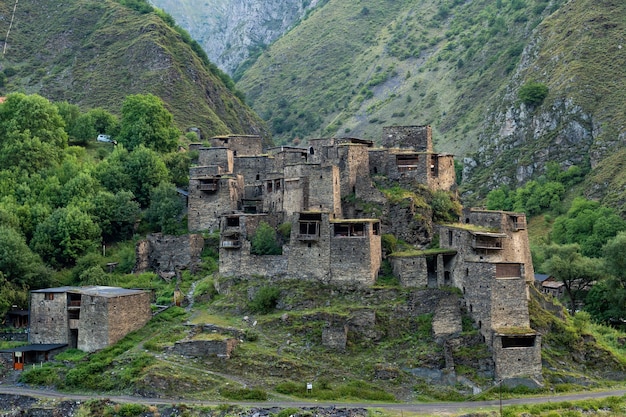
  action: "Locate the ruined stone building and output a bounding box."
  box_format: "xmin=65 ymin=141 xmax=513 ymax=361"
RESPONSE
xmin=187 ymin=125 xmax=542 ymax=385
xmin=29 ymin=286 xmax=152 ymax=353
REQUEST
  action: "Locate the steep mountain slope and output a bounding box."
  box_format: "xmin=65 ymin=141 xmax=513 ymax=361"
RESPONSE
xmin=235 ymin=0 xmax=566 ymax=154
xmin=0 ymin=0 xmax=268 ymax=140
xmin=463 ymin=0 xmax=626 ymax=204
xmin=148 ymin=0 xmax=320 ymax=76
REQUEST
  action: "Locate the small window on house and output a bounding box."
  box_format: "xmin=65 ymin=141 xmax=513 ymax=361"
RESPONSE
xmin=45 ymin=293 xmax=54 ymax=301
xmin=256 ymin=174 xmax=260 ymax=181
xmin=373 ymin=222 xmax=380 ymax=236
xmin=448 ymin=230 xmax=453 ymax=246
xmin=501 ymin=335 xmax=536 ymax=348
xmin=309 ymin=146 xmax=314 ymax=155
xmin=226 ymin=217 xmax=240 ymax=227
xmin=374 ymin=167 xmax=378 ymax=174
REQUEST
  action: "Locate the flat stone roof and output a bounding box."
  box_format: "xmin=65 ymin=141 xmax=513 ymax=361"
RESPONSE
xmin=0 ymin=343 xmax=67 ymax=353
xmin=32 ymin=286 xmax=147 ymax=298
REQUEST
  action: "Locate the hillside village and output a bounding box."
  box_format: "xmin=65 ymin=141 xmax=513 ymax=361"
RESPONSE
xmin=178 ymin=125 xmax=542 ymax=386
xmin=0 ymin=125 xmax=542 ymax=389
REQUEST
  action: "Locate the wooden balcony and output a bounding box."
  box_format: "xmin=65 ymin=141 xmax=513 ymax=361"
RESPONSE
xmin=199 ymin=183 xmax=218 ymax=191
xmin=297 ymin=233 xmax=319 ymax=241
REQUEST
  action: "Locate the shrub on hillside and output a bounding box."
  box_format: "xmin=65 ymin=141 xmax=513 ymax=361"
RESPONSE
xmin=518 ymin=81 xmax=549 ymax=106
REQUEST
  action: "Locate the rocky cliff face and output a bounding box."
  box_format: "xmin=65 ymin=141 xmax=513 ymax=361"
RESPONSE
xmin=462 ymin=0 xmax=626 ymax=203
xmin=149 ymin=0 xmax=319 ymax=75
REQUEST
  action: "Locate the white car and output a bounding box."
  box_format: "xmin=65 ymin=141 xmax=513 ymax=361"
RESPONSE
xmin=96 ymin=134 xmax=117 ymax=145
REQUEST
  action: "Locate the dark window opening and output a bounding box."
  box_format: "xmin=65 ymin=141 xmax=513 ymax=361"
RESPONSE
xmin=501 ymin=335 xmax=536 ymax=348
xmin=44 ymin=293 xmax=54 ymax=301
xmin=430 ymin=155 xmax=439 ymax=177
xmin=309 ymin=146 xmax=315 ymax=155
xmin=267 ymin=181 xmax=273 ymax=193
xmin=374 ymin=167 xmax=378 ymax=174
xmin=333 ymin=222 xmax=366 ymax=237
xmin=396 ymin=154 xmax=419 ymax=172
xmin=373 ymin=222 xmax=380 ymax=236
xmin=448 ymin=230 xmax=453 ymax=246
xmin=256 ymin=174 xmax=260 ymax=180
xmin=198 ymin=179 xmax=218 ymax=192
xmin=226 ymin=217 xmax=240 ymax=227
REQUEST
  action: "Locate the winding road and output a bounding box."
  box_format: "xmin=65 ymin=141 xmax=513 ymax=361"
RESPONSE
xmin=1 ymin=384 xmax=625 ymax=415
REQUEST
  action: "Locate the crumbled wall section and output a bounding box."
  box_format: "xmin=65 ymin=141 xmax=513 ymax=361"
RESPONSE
xmin=134 ymin=233 xmax=205 ymax=274
xmin=209 ymin=135 xmax=262 ymax=156
xmin=382 ymin=125 xmax=432 ymax=151
xmin=171 ymin=338 xmax=238 ymax=358
xmin=322 ymin=322 xmax=348 ymax=351
xmin=432 ymin=295 xmax=462 ymax=341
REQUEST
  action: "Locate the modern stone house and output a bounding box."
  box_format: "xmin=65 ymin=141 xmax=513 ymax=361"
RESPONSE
xmin=29 ymin=286 xmax=152 ymax=353
xmin=187 ymin=127 xmax=541 ymax=385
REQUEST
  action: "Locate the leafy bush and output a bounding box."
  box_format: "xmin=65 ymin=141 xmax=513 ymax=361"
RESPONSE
xmin=518 ymin=81 xmax=549 ymax=106
xmin=19 ymin=364 xmax=63 ymax=386
xmin=250 ymin=221 xmax=282 ymax=255
xmin=431 ymin=190 xmax=462 ymax=223
xmin=248 ymin=286 xmax=281 ymax=314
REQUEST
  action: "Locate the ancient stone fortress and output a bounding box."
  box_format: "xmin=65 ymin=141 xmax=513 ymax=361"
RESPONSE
xmin=188 ymin=126 xmax=542 ymax=386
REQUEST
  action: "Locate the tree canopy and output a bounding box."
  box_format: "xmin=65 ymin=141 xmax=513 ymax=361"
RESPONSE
xmin=118 ymin=94 xmax=180 ymax=153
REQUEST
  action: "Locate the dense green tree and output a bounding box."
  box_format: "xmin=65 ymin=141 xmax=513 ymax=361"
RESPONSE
xmin=55 ymin=101 xmax=81 ymax=142
xmin=92 ymin=190 xmax=140 ymax=242
xmin=551 ymin=197 xmax=626 ymax=257
xmin=0 ymin=225 xmax=51 ymax=288
xmin=124 ymin=146 xmax=170 ymax=207
xmin=0 ymin=275 xmax=29 ymax=319
xmin=31 ymin=206 xmax=101 ymax=267
xmin=118 ymin=94 xmax=180 ymax=152
xmin=144 ymin=182 xmax=185 ymax=235
xmin=163 ymin=151 xmax=191 ymax=187
xmin=542 ymin=243 xmax=604 ymax=314
xmin=486 ymin=187 xmax=513 ymax=211
xmin=71 ymin=108 xmax=120 ymax=145
xmin=251 ymin=221 xmax=282 ymax=255
xmin=0 ymin=93 xmax=67 ymax=172
xmin=93 ymin=146 xmax=132 ymax=194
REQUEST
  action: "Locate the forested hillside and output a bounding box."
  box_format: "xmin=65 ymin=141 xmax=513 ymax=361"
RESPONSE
xmin=0 ymin=0 xmax=269 ymax=140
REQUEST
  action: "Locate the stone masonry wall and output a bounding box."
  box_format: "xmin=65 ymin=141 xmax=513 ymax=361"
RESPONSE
xmin=29 ymin=292 xmax=69 ymax=345
xmin=76 ymin=294 xmax=109 ymax=352
xmin=134 ymin=233 xmax=205 ymax=274
xmin=188 ymin=176 xmax=243 ymax=232
xmin=428 ymin=154 xmax=457 ymax=191
xmin=106 ymin=292 xmax=152 ymax=348
xmin=330 ymin=222 xmax=381 ymax=285
xmin=287 ymin=213 xmax=332 ymax=281
xmin=382 ymin=125 xmax=432 ymax=151
xmin=210 ymin=135 xmax=262 ymax=156
xmin=390 ymin=256 xmax=429 ymax=288
xmin=493 ymin=334 xmax=542 ymax=381
xmin=171 ymin=338 xmax=238 ymax=358
xmin=197 ymin=147 xmax=234 ymax=173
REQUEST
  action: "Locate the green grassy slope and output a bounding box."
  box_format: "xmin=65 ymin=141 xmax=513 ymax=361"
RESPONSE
xmin=0 ymin=0 xmax=269 ymax=140
xmin=236 ymin=0 xmax=565 ymax=153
